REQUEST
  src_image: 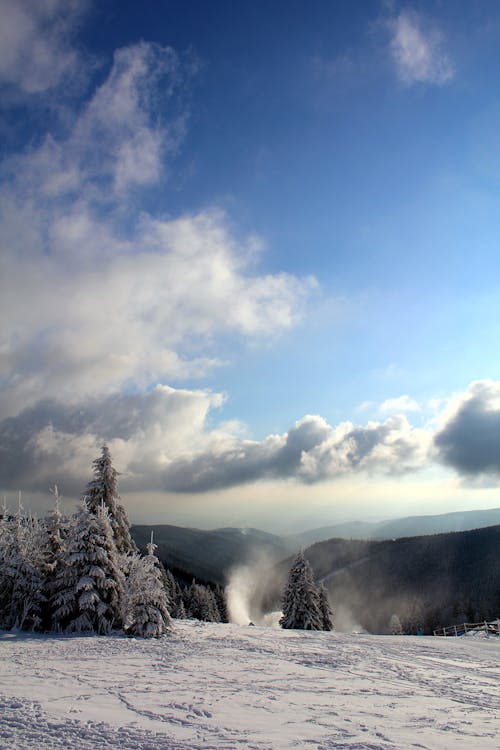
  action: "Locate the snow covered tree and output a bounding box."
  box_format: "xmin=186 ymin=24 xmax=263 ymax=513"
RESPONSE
xmin=401 ymin=598 xmax=424 ymax=635
xmin=0 ymin=495 xmax=49 ymax=631
xmin=279 ymin=551 xmax=323 ymax=631
xmin=185 ymin=581 xmax=221 ymax=622
xmin=51 ymin=502 xmax=124 ymax=634
xmin=207 ymin=587 xmax=221 ymax=622
xmin=0 ymin=501 xmax=16 ymax=628
xmin=161 ymin=568 xmax=187 ymax=619
xmin=318 ymin=583 xmax=334 ymax=631
xmin=175 ymin=597 xmax=186 ymax=619
xmin=123 ymin=535 xmax=171 ymax=637
xmin=41 ymin=486 xmax=69 ymax=629
xmin=214 ymin=584 xmax=229 ymax=623
xmin=45 ymin=486 xmax=66 ymax=564
xmin=84 ymin=446 xmax=136 ymax=556
xmin=389 ymin=613 xmax=403 ymax=635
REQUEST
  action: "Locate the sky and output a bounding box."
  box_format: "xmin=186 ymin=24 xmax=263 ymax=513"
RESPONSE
xmin=1 ymin=0 xmax=500 ymax=532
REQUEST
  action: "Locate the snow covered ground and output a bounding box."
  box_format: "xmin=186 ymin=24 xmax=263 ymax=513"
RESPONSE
xmin=0 ymin=621 xmax=498 ymax=750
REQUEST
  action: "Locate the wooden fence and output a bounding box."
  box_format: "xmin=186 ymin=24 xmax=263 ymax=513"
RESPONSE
xmin=433 ymin=619 xmax=500 ymax=637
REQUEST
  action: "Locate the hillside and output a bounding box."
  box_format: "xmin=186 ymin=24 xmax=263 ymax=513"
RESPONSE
xmin=132 ymin=508 xmax=500 ymax=586
xmin=0 ymin=622 xmax=498 ymax=749
xmin=131 ymin=524 xmax=288 ymax=584
xmin=295 ymin=525 xmax=500 ymax=633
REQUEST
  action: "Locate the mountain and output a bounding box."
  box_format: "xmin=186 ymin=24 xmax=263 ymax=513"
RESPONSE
xmin=132 ymin=508 xmax=500 ymax=586
xmin=288 ymin=506 xmax=500 ymax=546
xmin=270 ymin=525 xmax=500 ymax=634
xmin=131 ymin=524 xmax=289 ymax=584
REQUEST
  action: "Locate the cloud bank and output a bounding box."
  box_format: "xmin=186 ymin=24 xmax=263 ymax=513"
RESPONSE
xmin=5 ymin=381 xmax=500 ymax=496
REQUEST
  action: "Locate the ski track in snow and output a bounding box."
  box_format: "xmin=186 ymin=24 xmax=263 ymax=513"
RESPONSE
xmin=0 ymin=621 xmax=499 ymax=750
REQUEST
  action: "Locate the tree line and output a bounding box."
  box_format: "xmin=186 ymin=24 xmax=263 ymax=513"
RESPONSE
xmin=0 ymin=446 xmax=228 ymax=637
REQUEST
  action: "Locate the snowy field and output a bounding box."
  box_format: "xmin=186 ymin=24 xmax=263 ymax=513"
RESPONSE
xmin=0 ymin=621 xmax=498 ymax=750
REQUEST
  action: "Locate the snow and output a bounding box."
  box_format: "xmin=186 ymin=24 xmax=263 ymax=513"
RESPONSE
xmin=0 ymin=621 xmax=498 ymax=750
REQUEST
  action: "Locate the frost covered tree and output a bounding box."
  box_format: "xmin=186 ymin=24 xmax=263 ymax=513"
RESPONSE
xmin=318 ymin=583 xmax=334 ymax=631
xmin=0 ymin=500 xmax=15 ymax=627
xmin=42 ymin=486 xmax=69 ymax=629
xmin=389 ymin=613 xmax=403 ymax=635
xmin=279 ymin=551 xmax=323 ymax=631
xmin=123 ymin=534 xmax=171 ymax=637
xmin=51 ymin=502 xmax=124 ymax=634
xmin=84 ymin=446 xmax=136 ymax=556
xmin=0 ymin=495 xmax=49 ymax=631
xmin=162 ymin=568 xmax=186 ymax=619
xmin=175 ymin=597 xmax=186 ymax=619
xmin=185 ymin=581 xmax=221 ymax=622
xmin=45 ymin=486 xmax=66 ymax=564
xmin=214 ymin=584 xmax=229 ymax=623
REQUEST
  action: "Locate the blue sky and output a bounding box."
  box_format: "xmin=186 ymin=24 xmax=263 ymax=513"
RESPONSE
xmin=1 ymin=0 xmax=500 ymax=530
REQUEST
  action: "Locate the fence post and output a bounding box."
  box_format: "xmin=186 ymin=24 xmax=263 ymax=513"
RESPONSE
xmin=454 ymin=625 xmax=458 ymax=637
xmin=464 ymin=623 xmax=468 ymax=634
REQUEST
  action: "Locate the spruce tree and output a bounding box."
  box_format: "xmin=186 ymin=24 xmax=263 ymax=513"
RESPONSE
xmin=123 ymin=535 xmax=171 ymax=637
xmin=84 ymin=446 xmax=136 ymax=556
xmin=42 ymin=486 xmax=69 ymax=630
xmin=3 ymin=501 xmax=46 ymax=631
xmin=279 ymin=550 xmax=323 ymax=630
xmin=389 ymin=613 xmax=403 ymax=635
xmin=214 ymin=584 xmax=229 ymax=623
xmin=51 ymin=502 xmax=124 ymax=634
xmin=0 ymin=503 xmax=15 ymax=628
xmin=318 ymin=583 xmax=334 ymax=631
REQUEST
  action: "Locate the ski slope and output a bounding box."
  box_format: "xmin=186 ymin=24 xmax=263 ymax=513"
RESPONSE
xmin=0 ymin=621 xmax=498 ymax=749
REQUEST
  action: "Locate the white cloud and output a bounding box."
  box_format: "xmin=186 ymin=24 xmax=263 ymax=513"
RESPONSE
xmin=379 ymin=395 xmax=421 ymax=414
xmin=0 ymin=0 xmax=86 ymax=93
xmin=0 ymin=38 xmax=315 ymax=418
xmin=389 ymin=10 xmax=454 ymax=86
xmin=0 ymin=392 xmax=432 ymax=495
xmin=0 ymin=205 xmax=314 ymax=416
xmin=4 ymin=380 xmax=499 ymax=498
xmin=5 ymin=41 xmax=187 ymax=200
xmin=0 ymin=8 xmax=318 ymax=502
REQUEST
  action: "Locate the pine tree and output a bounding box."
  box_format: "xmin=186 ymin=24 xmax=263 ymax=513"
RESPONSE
xmin=162 ymin=568 xmax=187 ymax=618
xmin=51 ymin=502 xmax=124 ymax=634
xmin=2 ymin=498 xmax=47 ymax=631
xmin=84 ymin=446 xmax=136 ymax=556
xmin=0 ymin=501 xmax=15 ymax=628
xmin=175 ymin=597 xmax=187 ymax=619
xmin=318 ymin=583 xmax=334 ymax=631
xmin=279 ymin=550 xmax=323 ymax=630
xmin=184 ymin=581 xmax=220 ymax=621
xmin=206 ymin=587 xmax=221 ymax=622
xmin=42 ymin=486 xmax=69 ymax=630
xmin=123 ymin=535 xmax=171 ymax=637
xmin=45 ymin=486 xmax=66 ymax=565
xmin=214 ymin=584 xmax=229 ymax=623
xmin=389 ymin=613 xmax=403 ymax=635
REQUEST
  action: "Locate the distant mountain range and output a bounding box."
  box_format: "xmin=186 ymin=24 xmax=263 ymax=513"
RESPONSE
xmin=131 ymin=506 xmax=500 ymax=587
xmin=286 ymin=506 xmax=500 ymax=546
